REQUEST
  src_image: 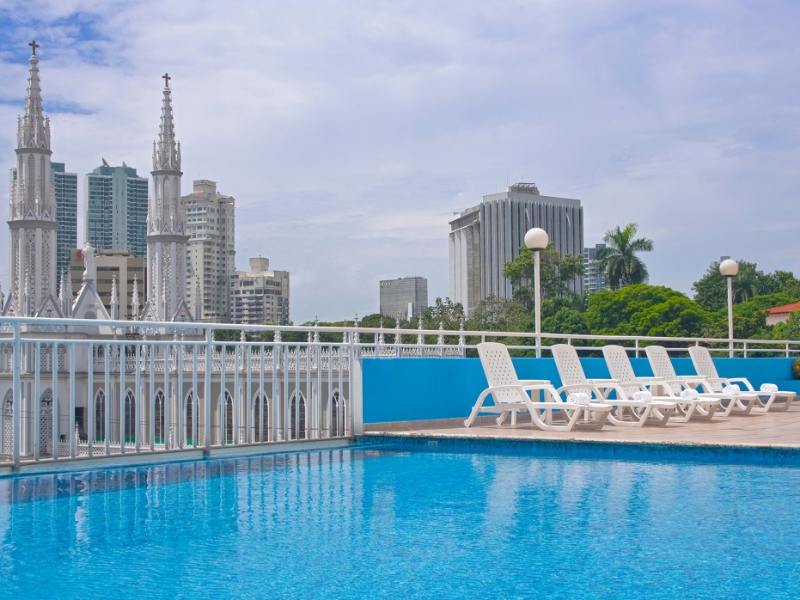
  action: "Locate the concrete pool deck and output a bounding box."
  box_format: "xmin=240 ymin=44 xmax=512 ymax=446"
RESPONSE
xmin=366 ymin=401 xmax=800 ymax=449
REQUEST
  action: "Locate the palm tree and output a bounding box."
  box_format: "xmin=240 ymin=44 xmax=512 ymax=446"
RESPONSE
xmin=596 ymin=223 xmax=654 ymax=290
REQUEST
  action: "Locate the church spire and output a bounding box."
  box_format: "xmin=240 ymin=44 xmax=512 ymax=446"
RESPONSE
xmin=17 ymin=40 xmax=50 ymax=152
xmin=131 ymin=275 xmax=140 ymax=320
xmin=153 ymin=73 xmax=180 ymax=172
xmin=145 ymin=73 xmax=189 ymax=322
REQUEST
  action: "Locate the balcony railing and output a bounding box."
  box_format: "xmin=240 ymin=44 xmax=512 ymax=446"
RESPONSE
xmin=2 ymin=314 xmax=798 ymax=468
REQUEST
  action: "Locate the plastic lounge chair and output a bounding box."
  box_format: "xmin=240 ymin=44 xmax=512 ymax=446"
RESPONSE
xmin=551 ymin=344 xmax=676 ymax=427
xmin=465 ymin=342 xmax=612 ymax=431
xmin=644 ymin=345 xmax=729 ymax=417
xmin=647 ymin=345 xmax=758 ymax=417
xmin=602 ymin=345 xmax=720 ymax=422
xmin=689 ymin=346 xmax=795 ymax=414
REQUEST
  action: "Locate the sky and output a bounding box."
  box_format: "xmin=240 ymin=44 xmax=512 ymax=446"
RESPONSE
xmin=0 ymin=0 xmax=799 ymax=322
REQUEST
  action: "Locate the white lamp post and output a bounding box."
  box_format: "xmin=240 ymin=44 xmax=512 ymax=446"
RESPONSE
xmin=524 ymin=227 xmax=549 ymax=358
xmin=719 ymin=258 xmax=739 ymax=358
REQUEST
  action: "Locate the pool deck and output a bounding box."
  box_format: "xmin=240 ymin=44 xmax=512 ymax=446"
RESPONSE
xmin=366 ymin=401 xmax=800 ymax=449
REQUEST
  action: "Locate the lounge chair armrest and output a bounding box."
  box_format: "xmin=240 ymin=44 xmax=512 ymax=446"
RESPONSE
xmin=587 ymin=378 xmax=619 ymax=383
xmin=726 ymin=377 xmax=755 ymax=391
xmin=664 ymin=377 xmax=706 ymax=385
xmin=519 ymin=379 xmax=550 ymax=384
xmin=635 ymin=376 xmax=664 ymax=383
xmin=555 ymin=383 xmax=607 ymax=401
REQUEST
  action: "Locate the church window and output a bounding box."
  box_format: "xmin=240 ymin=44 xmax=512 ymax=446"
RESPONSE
xmin=95 ymin=389 xmax=106 ymax=441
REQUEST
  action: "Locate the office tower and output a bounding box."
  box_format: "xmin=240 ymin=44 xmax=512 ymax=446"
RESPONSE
xmin=449 ymin=183 xmax=583 ymax=315
xmin=84 ymin=161 xmax=148 ymax=257
xmin=379 ymin=276 xmax=428 ymax=321
xmin=51 ymin=162 xmax=77 ymax=291
xmin=231 ymin=257 xmax=290 ymax=325
xmin=6 ymin=41 xmax=58 ymax=316
xmin=583 ymin=243 xmax=607 ymax=293
xmin=182 ymin=179 xmax=235 ymax=322
xmin=69 ymin=249 xmax=146 ymax=319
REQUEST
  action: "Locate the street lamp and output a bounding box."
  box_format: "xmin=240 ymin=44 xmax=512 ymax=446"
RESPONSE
xmin=719 ymin=258 xmax=739 ymax=358
xmin=524 ymin=227 xmax=549 ymax=358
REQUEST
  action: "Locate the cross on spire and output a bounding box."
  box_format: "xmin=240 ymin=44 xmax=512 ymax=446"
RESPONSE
xmin=29 ymin=40 xmax=39 ymax=56
xmin=162 ymin=72 xmax=171 ymax=87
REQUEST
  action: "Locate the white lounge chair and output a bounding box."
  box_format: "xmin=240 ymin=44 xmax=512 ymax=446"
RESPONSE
xmin=602 ymin=345 xmax=720 ymax=422
xmin=644 ymin=345 xmax=733 ymax=412
xmin=646 ymin=345 xmax=757 ymax=417
xmin=465 ymin=342 xmax=612 ymax=431
xmin=551 ymin=344 xmax=676 ymax=427
xmin=689 ymin=345 xmax=795 ymax=414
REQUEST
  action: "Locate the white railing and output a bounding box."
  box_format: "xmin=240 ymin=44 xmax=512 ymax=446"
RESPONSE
xmin=2 ymin=314 xmax=798 ymax=467
xmin=0 ymin=317 xmax=357 ymax=468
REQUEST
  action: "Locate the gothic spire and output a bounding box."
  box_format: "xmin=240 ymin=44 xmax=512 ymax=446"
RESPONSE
xmin=17 ymin=40 xmax=50 ymax=151
xmin=110 ymin=274 xmax=119 ymax=320
xmin=154 ymin=73 xmax=180 ymax=171
xmin=131 ymin=275 xmax=140 ymax=320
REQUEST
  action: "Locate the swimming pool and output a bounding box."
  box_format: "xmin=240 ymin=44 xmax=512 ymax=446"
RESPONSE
xmin=1 ymin=443 xmax=798 ymax=599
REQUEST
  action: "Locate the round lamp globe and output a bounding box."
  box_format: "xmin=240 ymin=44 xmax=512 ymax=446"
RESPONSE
xmin=719 ymin=259 xmax=739 ymax=277
xmin=524 ymin=228 xmax=549 ymax=251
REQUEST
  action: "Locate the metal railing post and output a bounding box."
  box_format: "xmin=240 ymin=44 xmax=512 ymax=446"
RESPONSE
xmin=12 ymin=321 xmax=21 ymax=468
xmin=204 ymin=326 xmax=212 ymax=451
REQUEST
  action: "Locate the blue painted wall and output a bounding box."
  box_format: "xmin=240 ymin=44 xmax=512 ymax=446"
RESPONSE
xmin=362 ymin=357 xmax=799 ymax=424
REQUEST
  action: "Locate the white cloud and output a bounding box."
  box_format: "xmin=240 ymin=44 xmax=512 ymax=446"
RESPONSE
xmin=1 ymin=0 xmax=800 ymax=319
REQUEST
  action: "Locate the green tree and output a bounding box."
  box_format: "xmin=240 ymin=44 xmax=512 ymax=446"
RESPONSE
xmin=596 ymin=223 xmax=654 ymax=290
xmin=542 ymin=307 xmax=588 ymax=335
xmin=421 ymin=297 xmax=465 ymax=330
xmin=772 ymin=312 xmax=800 ymax=340
xmin=584 ymin=284 xmax=710 ymax=337
xmin=467 ymin=295 xmax=529 ymax=332
xmin=691 ymin=260 xmax=793 ymax=311
xmin=502 ymin=243 xmax=584 ymax=308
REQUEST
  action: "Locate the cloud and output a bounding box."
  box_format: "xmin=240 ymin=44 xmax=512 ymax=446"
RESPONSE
xmin=1 ymin=0 xmax=799 ymax=319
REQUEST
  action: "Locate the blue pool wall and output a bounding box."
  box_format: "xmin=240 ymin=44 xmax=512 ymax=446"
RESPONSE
xmin=361 ymin=357 xmax=800 ymax=424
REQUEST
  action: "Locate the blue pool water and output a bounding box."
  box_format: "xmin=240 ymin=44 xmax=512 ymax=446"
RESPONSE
xmin=1 ymin=445 xmax=799 ymax=599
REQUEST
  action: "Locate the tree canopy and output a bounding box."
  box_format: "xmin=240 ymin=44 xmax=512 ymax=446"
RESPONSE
xmin=692 ymin=260 xmax=800 ymax=311
xmin=502 ymin=242 xmax=584 ymax=308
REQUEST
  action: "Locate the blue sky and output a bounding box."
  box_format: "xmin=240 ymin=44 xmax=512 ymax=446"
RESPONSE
xmin=1 ymin=0 xmax=799 ymax=321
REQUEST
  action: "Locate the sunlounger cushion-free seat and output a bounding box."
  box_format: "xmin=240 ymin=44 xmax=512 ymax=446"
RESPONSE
xmin=551 ymin=344 xmax=676 ymax=427
xmin=602 ymin=345 xmax=720 ymax=422
xmin=689 ymin=346 xmax=795 ymax=414
xmin=465 ymin=342 xmax=612 ymax=431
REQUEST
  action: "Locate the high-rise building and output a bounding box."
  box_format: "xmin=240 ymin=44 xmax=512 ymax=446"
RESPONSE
xmin=143 ymin=73 xmax=191 ymax=322
xmin=182 ymin=180 xmax=235 ymax=322
xmin=69 ymin=249 xmax=146 ymax=319
xmin=84 ymin=161 xmax=148 ymax=257
xmin=51 ymin=162 xmax=77 ymax=291
xmin=583 ymin=243 xmax=606 ymax=293
xmin=379 ymin=276 xmax=428 ymax=321
xmin=5 ymin=41 xmax=58 ymax=316
xmin=231 ymin=257 xmax=290 ymax=325
xmin=449 ymin=183 xmax=584 ymax=315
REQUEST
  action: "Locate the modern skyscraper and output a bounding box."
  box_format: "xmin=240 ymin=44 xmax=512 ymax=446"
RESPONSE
xmin=583 ymin=243 xmax=607 ymax=293
xmin=379 ymin=276 xmax=428 ymax=321
xmin=5 ymin=41 xmax=58 ymax=316
xmin=182 ymin=179 xmax=236 ymax=322
xmin=84 ymin=161 xmax=148 ymax=258
xmin=231 ymin=258 xmax=290 ymax=325
xmin=143 ymin=73 xmax=191 ymax=322
xmin=51 ymin=162 xmax=77 ymax=291
xmin=449 ymin=183 xmax=584 ymax=315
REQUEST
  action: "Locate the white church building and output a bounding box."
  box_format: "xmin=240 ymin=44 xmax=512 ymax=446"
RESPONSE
xmin=0 ymin=43 xmax=351 ymax=464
